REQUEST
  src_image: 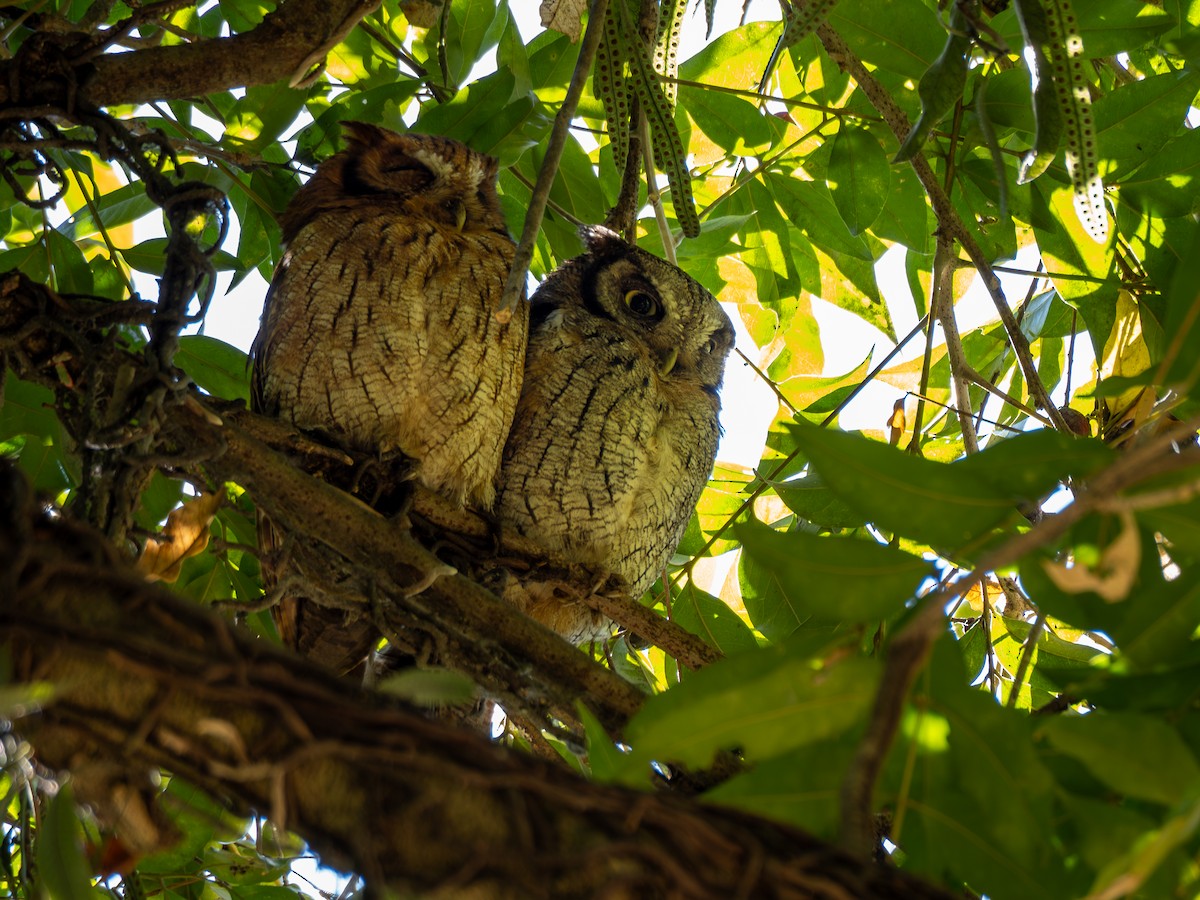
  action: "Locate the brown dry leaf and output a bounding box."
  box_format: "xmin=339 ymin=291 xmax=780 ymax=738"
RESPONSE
xmin=136 ymin=488 xmax=225 ymax=583
xmin=1042 ymin=510 xmax=1140 ymax=603
xmin=540 ymin=0 xmax=586 ymax=41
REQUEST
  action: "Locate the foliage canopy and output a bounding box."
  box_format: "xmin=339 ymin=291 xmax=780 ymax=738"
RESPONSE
xmin=2 ymin=0 xmax=1200 ymax=898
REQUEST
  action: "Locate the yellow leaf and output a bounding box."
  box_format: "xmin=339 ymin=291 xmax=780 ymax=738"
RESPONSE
xmin=136 ymin=489 xmax=225 ymax=583
xmin=1099 ymin=289 xmax=1154 ymax=430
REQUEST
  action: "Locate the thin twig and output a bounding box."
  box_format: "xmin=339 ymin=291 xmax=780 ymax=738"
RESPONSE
xmin=498 ymin=0 xmax=609 ymax=320
xmin=906 ymin=306 xmax=939 ymax=454
xmin=932 ymin=234 xmax=979 ymax=453
xmin=641 ymin=114 xmax=677 ymax=264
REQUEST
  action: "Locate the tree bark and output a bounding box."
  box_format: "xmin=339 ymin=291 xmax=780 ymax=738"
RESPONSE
xmin=0 ymin=466 xmax=955 ymax=900
xmin=0 ymin=0 xmax=377 ymax=109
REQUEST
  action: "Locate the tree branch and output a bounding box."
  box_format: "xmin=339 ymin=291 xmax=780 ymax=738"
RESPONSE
xmin=0 ymin=465 xmax=957 ymax=899
xmin=498 ymin=0 xmax=609 ymax=319
xmin=0 ymin=0 xmax=377 ymax=109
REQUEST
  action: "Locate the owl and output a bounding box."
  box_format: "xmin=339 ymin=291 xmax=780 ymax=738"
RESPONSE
xmin=495 ymin=226 xmax=734 ymax=642
xmin=252 ymin=123 xmax=527 ymax=670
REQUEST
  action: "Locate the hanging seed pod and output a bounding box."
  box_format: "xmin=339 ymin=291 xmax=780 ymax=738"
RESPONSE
xmin=1013 ymin=0 xmax=1064 ymax=183
xmin=1043 ymin=0 xmax=1107 ymax=242
xmin=618 ymin=14 xmax=701 ymax=237
xmin=654 ymin=0 xmax=687 ymax=109
xmin=595 ymin=10 xmax=632 ymax=168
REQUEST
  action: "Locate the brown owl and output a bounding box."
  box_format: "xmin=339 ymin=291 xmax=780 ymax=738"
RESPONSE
xmin=495 ymin=226 xmax=734 ymax=643
xmin=252 ymin=123 xmax=527 ymax=670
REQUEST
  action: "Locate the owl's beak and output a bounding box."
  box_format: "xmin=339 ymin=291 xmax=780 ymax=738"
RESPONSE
xmin=453 ymin=201 xmax=467 ymax=232
xmin=659 ymin=347 xmax=679 ymax=378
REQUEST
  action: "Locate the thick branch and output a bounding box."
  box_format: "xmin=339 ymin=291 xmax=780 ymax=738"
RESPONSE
xmin=0 ymin=0 xmax=376 ymax=108
xmin=0 ymin=473 xmax=956 ymax=900
xmin=176 ymin=399 xmax=647 ymax=737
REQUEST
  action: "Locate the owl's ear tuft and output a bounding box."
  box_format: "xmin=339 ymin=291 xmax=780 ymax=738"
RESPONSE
xmin=341 ymin=121 xmax=393 ymax=149
xmin=579 ymin=225 xmax=629 ymax=258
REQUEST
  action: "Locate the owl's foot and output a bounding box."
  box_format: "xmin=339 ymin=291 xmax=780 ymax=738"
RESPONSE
xmin=348 ymin=449 xmax=414 ymax=515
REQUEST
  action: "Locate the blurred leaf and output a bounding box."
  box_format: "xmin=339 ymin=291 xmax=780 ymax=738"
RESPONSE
xmin=37 ymin=787 xmax=99 ymax=900
xmin=703 ymin=733 xmax=858 ymax=839
xmin=1039 ymin=713 xmax=1200 ymax=806
xmin=379 ymin=668 xmax=477 ymax=707
xmin=622 ymin=642 xmax=879 ymax=771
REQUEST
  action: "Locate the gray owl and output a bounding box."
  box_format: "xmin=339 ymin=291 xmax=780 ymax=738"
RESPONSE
xmin=496 ymin=226 xmax=734 ymax=642
xmin=251 ymin=124 xmax=527 ymax=670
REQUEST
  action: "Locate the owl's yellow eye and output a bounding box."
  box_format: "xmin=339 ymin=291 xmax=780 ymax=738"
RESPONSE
xmin=624 ymin=290 xmax=660 ymax=318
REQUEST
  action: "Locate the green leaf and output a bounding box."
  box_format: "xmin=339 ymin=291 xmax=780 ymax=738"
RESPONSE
xmin=413 ymin=69 xmax=538 ymax=165
xmin=894 ymin=637 xmax=1073 ymax=900
xmin=678 ymin=22 xmax=781 ymax=89
xmin=0 ymin=375 xmax=73 ymax=493
xmin=772 ymin=470 xmax=866 ymax=529
xmin=786 ymin=420 xmax=1020 ymax=550
xmin=379 ymin=668 xmax=476 ymax=707
xmin=1040 ymin=712 xmax=1200 ymax=805
xmin=953 ymin=429 xmax=1112 ymax=498
xmin=827 ymin=126 xmax=890 ymax=234
xmin=176 ymin=335 xmax=252 ymax=404
xmin=37 ymin=787 xmax=99 ymax=900
xmin=737 ymin=520 xmax=932 ymax=627
xmin=1073 ymin=0 xmax=1176 ymax=55
xmin=622 ymin=642 xmax=880 ymax=771
xmin=669 ymin=582 xmax=759 ymax=655
xmin=223 ymin=79 xmax=309 ymax=153
xmin=1033 ymin=179 xmax=1119 ymax=359
xmin=1161 ymin=221 xmax=1200 ymax=391
xmin=443 ymin=0 xmax=504 ymax=88
xmin=681 ymin=88 xmax=774 ymax=155
xmin=768 ymin=173 xmax=873 ymax=260
xmin=703 ymin=733 xmax=858 ymax=839
xmin=828 ymin=0 xmax=942 ymax=81
xmin=1093 ymin=70 xmax=1200 ymax=181
xmin=578 ymin=702 xmax=636 ymax=785
xmin=1120 ymin=126 xmax=1200 ymax=218
xmin=60 ymin=181 xmax=156 ymax=241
